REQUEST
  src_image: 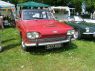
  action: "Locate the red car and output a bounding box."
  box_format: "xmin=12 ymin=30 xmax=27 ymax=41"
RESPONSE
xmin=16 ymin=9 xmax=76 ymax=51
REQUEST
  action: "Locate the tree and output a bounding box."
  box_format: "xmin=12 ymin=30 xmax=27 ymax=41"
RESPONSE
xmin=2 ymin=0 xmax=95 ymax=13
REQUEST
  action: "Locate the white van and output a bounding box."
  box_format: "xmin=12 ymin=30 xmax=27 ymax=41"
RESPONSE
xmin=49 ymin=6 xmax=75 ymax=21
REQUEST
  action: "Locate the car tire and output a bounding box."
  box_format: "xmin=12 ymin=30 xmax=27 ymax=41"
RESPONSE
xmin=21 ymin=41 xmax=30 ymax=52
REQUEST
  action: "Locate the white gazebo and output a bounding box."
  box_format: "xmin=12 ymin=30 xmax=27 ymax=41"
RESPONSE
xmin=0 ymin=0 xmax=16 ymax=17
xmin=0 ymin=0 xmax=15 ymax=8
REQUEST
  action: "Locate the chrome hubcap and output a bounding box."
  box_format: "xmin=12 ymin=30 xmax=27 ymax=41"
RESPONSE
xmin=74 ymin=31 xmax=79 ymax=39
xmin=22 ymin=41 xmax=26 ymax=48
xmin=0 ymin=46 xmax=3 ymax=52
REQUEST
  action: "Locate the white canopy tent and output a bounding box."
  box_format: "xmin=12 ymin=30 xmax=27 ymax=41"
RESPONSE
xmin=0 ymin=0 xmax=15 ymax=8
xmin=0 ymin=0 xmax=16 ymax=19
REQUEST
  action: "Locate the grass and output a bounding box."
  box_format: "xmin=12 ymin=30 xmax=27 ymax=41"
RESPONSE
xmin=0 ymin=28 xmax=95 ymax=71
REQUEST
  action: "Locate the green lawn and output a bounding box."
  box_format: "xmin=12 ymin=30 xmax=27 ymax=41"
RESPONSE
xmin=0 ymin=28 xmax=95 ymax=71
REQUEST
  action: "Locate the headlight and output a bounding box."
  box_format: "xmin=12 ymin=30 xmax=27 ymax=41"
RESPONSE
xmin=85 ymin=27 xmax=89 ymax=32
xmin=27 ymin=32 xmax=40 ymax=39
xmin=67 ymin=30 xmax=75 ymax=35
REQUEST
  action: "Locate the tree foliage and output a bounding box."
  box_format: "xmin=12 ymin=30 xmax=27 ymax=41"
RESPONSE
xmin=2 ymin=0 xmax=95 ymax=12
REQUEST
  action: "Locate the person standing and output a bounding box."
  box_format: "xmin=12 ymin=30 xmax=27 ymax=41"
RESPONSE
xmin=0 ymin=14 xmax=4 ymax=52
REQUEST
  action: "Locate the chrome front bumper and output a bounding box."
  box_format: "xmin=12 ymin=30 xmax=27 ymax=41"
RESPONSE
xmin=83 ymin=32 xmax=95 ymax=35
xmin=24 ymin=38 xmax=75 ymax=47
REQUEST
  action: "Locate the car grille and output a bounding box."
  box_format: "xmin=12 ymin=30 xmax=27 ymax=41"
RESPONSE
xmin=30 ymin=36 xmax=66 ymax=43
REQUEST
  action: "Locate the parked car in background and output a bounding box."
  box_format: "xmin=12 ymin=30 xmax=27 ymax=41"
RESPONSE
xmin=16 ymin=9 xmax=76 ymax=51
xmin=65 ymin=16 xmax=95 ymax=39
xmin=49 ymin=6 xmax=75 ymax=22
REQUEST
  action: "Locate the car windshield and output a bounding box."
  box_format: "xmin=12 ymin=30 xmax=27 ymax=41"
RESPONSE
xmin=22 ymin=10 xmax=54 ymax=20
xmin=74 ymin=16 xmax=83 ymax=21
xmin=68 ymin=16 xmax=84 ymax=22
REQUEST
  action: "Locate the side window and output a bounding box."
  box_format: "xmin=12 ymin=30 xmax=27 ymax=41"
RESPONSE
xmin=62 ymin=9 xmax=68 ymax=14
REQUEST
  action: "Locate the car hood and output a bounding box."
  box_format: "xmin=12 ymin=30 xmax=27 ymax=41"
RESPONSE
xmin=79 ymin=22 xmax=95 ymax=27
xmin=77 ymin=22 xmax=95 ymax=32
xmin=79 ymin=22 xmax=95 ymax=28
xmin=21 ymin=19 xmax=73 ymax=37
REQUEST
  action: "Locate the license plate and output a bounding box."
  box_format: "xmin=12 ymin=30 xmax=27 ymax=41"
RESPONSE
xmin=46 ymin=44 xmax=62 ymax=49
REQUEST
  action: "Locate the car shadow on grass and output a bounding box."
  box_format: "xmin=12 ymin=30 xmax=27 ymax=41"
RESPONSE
xmin=29 ymin=43 xmax=77 ymax=55
xmin=2 ymin=38 xmax=16 ymax=43
xmin=2 ymin=38 xmax=20 ymax=52
xmin=3 ymin=43 xmax=20 ymax=51
xmin=81 ymin=37 xmax=95 ymax=42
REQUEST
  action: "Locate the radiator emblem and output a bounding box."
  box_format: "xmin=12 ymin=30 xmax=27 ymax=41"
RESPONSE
xmin=52 ymin=30 xmax=58 ymax=33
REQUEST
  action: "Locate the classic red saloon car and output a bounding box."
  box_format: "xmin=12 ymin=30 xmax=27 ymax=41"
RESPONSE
xmin=16 ymin=9 xmax=76 ymax=51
